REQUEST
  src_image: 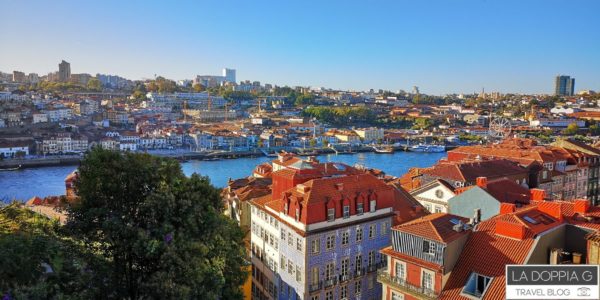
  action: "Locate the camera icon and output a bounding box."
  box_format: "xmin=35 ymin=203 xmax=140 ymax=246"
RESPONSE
xmin=577 ymin=287 xmax=590 ymax=297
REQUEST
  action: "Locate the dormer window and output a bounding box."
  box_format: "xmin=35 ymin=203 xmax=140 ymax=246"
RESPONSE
xmin=343 ymin=205 xmax=350 ymax=218
xmin=284 ymin=202 xmax=288 ymax=213
xmin=357 ymin=203 xmax=364 ymax=215
xmin=295 ymin=208 xmax=300 ymax=222
xmin=422 ymin=240 xmax=435 ymax=255
xmin=462 ymin=272 xmax=492 ymax=298
xmin=327 ymin=208 xmax=335 ymax=221
xmin=369 ymin=199 xmax=376 ymax=212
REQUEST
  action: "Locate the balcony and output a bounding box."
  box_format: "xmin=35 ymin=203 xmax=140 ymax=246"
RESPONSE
xmin=354 ymin=268 xmax=364 ymax=278
xmin=377 ymin=269 xmax=438 ymax=300
xmin=323 ymin=278 xmax=336 ymax=288
xmin=309 ymin=282 xmax=322 ymax=293
xmin=339 ymin=274 xmax=350 ymax=283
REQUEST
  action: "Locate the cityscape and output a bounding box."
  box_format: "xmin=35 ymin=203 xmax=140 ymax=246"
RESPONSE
xmin=1 ymin=1 xmax=600 ymax=300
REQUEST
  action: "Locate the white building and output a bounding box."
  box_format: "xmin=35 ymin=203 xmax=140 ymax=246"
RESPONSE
xmin=0 ymin=141 xmax=29 ymax=158
xmin=530 ymin=118 xmax=586 ymax=128
xmin=32 ymin=113 xmax=49 ymax=124
xmin=354 ymin=128 xmax=384 ymax=143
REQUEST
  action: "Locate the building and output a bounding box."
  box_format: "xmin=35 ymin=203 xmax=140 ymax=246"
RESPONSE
xmin=379 ymin=199 xmax=600 ymax=300
xmin=378 ymin=213 xmax=472 ymax=300
xmin=0 ymin=140 xmax=30 ymax=158
xmin=555 ymin=75 xmax=575 ymax=96
xmin=248 ymin=156 xmax=427 ymax=300
xmin=223 ymin=68 xmax=236 ymax=83
xmin=58 ymin=60 xmax=71 ymax=82
xmin=551 ymin=139 xmax=600 ymax=205
xmin=354 ymin=128 xmax=385 ymax=143
xmin=12 ymin=71 xmax=26 ymax=83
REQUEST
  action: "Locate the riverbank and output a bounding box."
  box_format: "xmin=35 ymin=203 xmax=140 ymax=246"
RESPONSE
xmin=0 ymin=144 xmax=458 ymax=169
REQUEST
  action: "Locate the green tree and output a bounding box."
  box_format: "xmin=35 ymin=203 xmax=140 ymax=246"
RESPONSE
xmin=193 ymin=83 xmax=205 ymax=92
xmin=87 ymin=78 xmax=102 ymax=91
xmin=66 ymin=148 xmax=247 ymax=299
xmin=563 ymin=123 xmax=579 ymax=135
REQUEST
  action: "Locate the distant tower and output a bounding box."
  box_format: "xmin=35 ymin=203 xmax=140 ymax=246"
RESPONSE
xmin=223 ymin=68 xmax=236 ymax=83
xmin=555 ymin=75 xmax=575 ymax=96
xmin=412 ymin=86 xmax=419 ymax=95
xmin=58 ymin=60 xmax=71 ymax=82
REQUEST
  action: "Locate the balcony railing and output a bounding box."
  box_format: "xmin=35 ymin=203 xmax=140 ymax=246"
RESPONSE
xmin=377 ymin=269 xmax=438 ymax=300
xmin=309 ymin=282 xmax=322 ymax=293
xmin=339 ymin=274 xmax=350 ymax=283
xmin=323 ymin=278 xmax=336 ymax=288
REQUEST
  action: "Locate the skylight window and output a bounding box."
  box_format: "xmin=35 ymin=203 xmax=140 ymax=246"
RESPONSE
xmin=523 ymin=216 xmax=538 ymax=224
xmin=462 ymin=272 xmax=492 ymax=298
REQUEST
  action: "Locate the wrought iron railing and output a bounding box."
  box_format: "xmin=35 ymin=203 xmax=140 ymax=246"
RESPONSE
xmin=377 ymin=269 xmax=438 ymax=300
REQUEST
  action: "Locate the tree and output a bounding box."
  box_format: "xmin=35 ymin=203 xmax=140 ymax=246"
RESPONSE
xmin=563 ymin=123 xmax=579 ymax=135
xmin=192 ymin=83 xmax=205 ymax=93
xmin=87 ymin=78 xmax=102 ymax=91
xmin=309 ymin=138 xmax=317 ymax=148
xmin=66 ymin=148 xmax=247 ymax=299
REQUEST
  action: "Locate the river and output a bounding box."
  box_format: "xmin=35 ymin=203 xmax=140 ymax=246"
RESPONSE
xmin=0 ymin=151 xmax=445 ymax=202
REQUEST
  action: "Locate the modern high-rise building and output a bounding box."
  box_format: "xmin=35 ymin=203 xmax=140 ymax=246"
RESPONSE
xmin=58 ymin=60 xmax=71 ymax=82
xmin=223 ymin=68 xmax=236 ymax=83
xmin=554 ymin=75 xmax=575 ymax=96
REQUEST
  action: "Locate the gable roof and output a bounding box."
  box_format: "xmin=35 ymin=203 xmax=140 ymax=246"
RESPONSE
xmin=394 ymin=213 xmax=470 ymax=243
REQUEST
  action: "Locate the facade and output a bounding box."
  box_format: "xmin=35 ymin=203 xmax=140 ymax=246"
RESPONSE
xmin=58 ymin=60 xmax=71 ymax=82
xmin=223 ymin=68 xmax=236 ymax=83
xmin=0 ymin=141 xmax=29 ymax=158
xmin=379 ymin=214 xmax=471 ymax=300
xmin=248 ymin=156 xmax=426 ymax=300
xmin=409 ymin=180 xmax=456 ymax=214
xmin=555 ymin=75 xmax=575 ymax=96
xmin=354 ymin=128 xmax=385 ymax=143
xmin=551 ymin=139 xmax=600 ymax=205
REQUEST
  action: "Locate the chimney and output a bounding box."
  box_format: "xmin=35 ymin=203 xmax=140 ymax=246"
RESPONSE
xmin=574 ymin=199 xmax=590 ymax=214
xmin=530 ymin=188 xmax=546 ymax=202
xmin=538 ymin=201 xmax=564 ymax=221
xmin=473 ymin=208 xmax=482 ymax=223
xmin=500 ymin=203 xmax=516 ymax=215
xmin=495 ymin=219 xmax=526 ymax=240
xmin=476 ymin=177 xmax=488 ymax=189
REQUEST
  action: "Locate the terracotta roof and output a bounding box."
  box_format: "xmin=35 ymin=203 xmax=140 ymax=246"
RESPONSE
xmin=393 ymin=213 xmax=470 ymax=243
xmin=424 ymin=159 xmax=527 ymax=183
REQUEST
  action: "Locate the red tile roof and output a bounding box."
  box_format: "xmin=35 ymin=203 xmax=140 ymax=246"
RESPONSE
xmin=393 ymin=213 xmax=470 ymax=243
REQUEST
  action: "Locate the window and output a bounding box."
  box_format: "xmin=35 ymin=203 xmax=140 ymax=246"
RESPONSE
xmin=368 ymin=224 xmax=375 ymax=239
xmin=391 ymin=291 xmax=404 ymax=300
xmin=295 ymin=208 xmax=300 ymax=222
xmin=311 ymin=296 xmax=319 ymax=300
xmin=423 ymin=240 xmax=435 ymax=255
xmin=395 ymin=261 xmax=406 ymax=279
xmin=280 ymin=256 xmax=286 ymax=270
xmin=296 ymin=265 xmax=302 ymax=282
xmin=340 ymin=285 xmax=348 ymax=299
xmin=326 ymin=235 xmax=335 ymax=250
xmin=288 ymin=232 xmax=293 ymax=246
xmin=325 ymin=262 xmax=334 ymax=281
xmin=357 ymin=202 xmax=364 ymax=214
xmin=325 ymin=290 xmax=333 ymax=300
xmin=327 ymin=208 xmax=335 ymax=221
xmin=381 ymin=221 xmax=388 ymax=236
xmin=354 ymin=280 xmax=362 ymax=295
xmin=311 ymin=267 xmax=319 ymax=284
xmin=462 ymin=272 xmax=492 ymax=298
xmin=434 ymin=206 xmax=442 ymax=213
xmin=356 ymin=226 xmax=363 ymax=242
xmin=370 ymin=199 xmax=376 ymax=212
xmin=297 ymin=237 xmax=302 ymax=252
xmin=343 ymin=205 xmax=350 ymax=218
xmin=311 ymin=239 xmax=320 ymax=254
xmin=355 ymin=254 xmax=362 ymax=273
xmin=425 ymin=203 xmax=432 ymax=212
xmin=281 ymin=228 xmax=286 ymax=240
xmin=368 ymin=250 xmax=375 ymax=267
xmin=341 ymin=231 xmax=349 ymax=246
xmin=422 ymin=270 xmax=434 ymax=291
xmin=341 ymin=257 xmax=350 ymax=278
xmin=288 ymin=259 xmax=294 ymax=275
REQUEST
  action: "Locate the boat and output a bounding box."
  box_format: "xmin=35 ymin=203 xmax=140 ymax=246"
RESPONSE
xmin=372 ymin=146 xmax=394 ymax=154
xmin=408 ymin=144 xmax=445 ymax=153
xmin=0 ymin=164 xmax=22 ymax=171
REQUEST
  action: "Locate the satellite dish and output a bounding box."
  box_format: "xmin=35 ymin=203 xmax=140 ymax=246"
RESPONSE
xmin=489 ymin=117 xmax=512 ymax=139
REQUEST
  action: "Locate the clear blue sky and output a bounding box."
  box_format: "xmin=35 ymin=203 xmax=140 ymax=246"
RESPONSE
xmin=1 ymin=0 xmax=599 ymax=95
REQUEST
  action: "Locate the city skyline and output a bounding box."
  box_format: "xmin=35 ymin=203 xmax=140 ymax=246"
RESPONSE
xmin=1 ymin=0 xmax=599 ymax=94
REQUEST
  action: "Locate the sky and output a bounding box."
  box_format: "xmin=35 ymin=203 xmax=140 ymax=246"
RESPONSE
xmin=1 ymin=0 xmax=599 ymax=95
